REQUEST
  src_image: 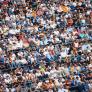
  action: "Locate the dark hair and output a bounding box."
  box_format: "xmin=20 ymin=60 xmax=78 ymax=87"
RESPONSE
xmin=28 ymin=89 xmax=30 ymax=92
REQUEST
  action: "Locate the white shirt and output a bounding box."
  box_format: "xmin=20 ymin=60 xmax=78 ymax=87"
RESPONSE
xmin=5 ymin=88 xmax=9 ymax=92
xmin=9 ymin=29 xmax=20 ymax=34
xmin=21 ymin=58 xmax=27 ymax=64
xmin=88 ymin=83 xmax=92 ymax=89
xmin=36 ymin=72 xmax=41 ymax=77
xmin=54 ymin=79 xmax=60 ymax=86
xmin=74 ymin=42 xmax=79 ymax=48
xmin=0 ymin=0 xmax=4 ymax=2
xmin=5 ymin=16 xmax=10 ymax=21
xmin=58 ymin=88 xmax=68 ymax=92
xmin=3 ymin=74 xmax=11 ymax=78
xmin=36 ymin=82 xmax=42 ymax=89
xmin=5 ymin=77 xmax=12 ymax=84
xmin=60 ymin=52 xmax=67 ymax=58
xmin=16 ymin=40 xmax=23 ymax=48
xmin=43 ymin=50 xmax=49 ymax=56
xmin=11 ymin=88 xmax=16 ymax=92
xmin=0 ymin=48 xmax=2 ymax=53
xmin=11 ymin=53 xmax=16 ymax=61
xmin=50 ymin=69 xmax=57 ymax=78
xmin=61 ymin=33 xmax=67 ymax=38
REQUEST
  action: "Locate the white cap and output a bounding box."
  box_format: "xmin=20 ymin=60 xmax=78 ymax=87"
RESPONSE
xmin=0 ymin=48 xmax=2 ymax=53
xmin=72 ymin=2 xmax=77 ymax=7
xmin=86 ymin=11 xmax=91 ymax=15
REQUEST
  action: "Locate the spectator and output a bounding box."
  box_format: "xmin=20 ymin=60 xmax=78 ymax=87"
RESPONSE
xmin=0 ymin=0 xmax=92 ymax=91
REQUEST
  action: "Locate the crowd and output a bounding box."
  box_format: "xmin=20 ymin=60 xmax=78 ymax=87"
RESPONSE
xmin=0 ymin=0 xmax=92 ymax=92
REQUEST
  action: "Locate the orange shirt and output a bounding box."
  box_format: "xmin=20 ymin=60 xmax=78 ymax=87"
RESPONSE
xmin=32 ymin=11 xmax=36 ymax=18
xmin=61 ymin=5 xmax=69 ymax=13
